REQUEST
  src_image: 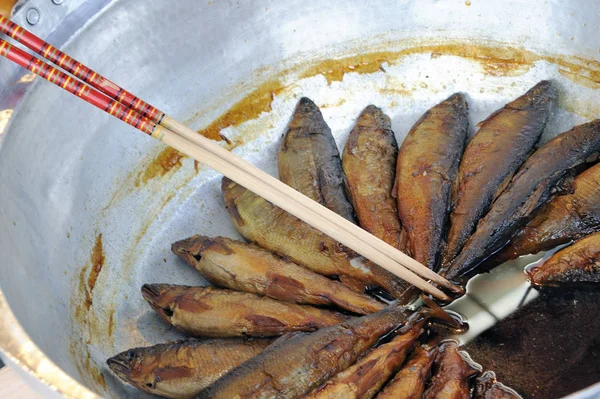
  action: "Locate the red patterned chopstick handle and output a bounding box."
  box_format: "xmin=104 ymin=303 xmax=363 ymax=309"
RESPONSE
xmin=0 ymin=14 xmax=165 ymax=125
xmin=0 ymin=39 xmax=163 ymax=137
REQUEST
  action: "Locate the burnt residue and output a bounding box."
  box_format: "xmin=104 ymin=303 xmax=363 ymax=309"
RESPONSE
xmin=465 ymin=289 xmax=600 ymax=398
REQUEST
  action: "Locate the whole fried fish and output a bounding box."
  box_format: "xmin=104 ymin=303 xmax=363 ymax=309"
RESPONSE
xmin=142 ymin=284 xmax=347 ymax=338
xmin=424 ymin=341 xmax=480 ymax=399
xmin=342 ymin=105 xmax=402 ymax=248
xmin=278 ymin=97 xmax=356 ymax=223
xmin=396 ymin=93 xmax=469 ymax=270
xmin=222 ymin=177 xmax=410 ymax=299
xmin=375 ymin=341 xmax=438 ymax=399
xmin=171 ymin=235 xmax=383 ymax=314
xmin=446 ymin=119 xmax=600 ymax=279
xmin=107 ymin=338 xmax=271 ymax=399
xmin=198 ymin=303 xmax=455 ymax=399
xmin=474 ymin=371 xmax=522 ymax=399
xmin=490 ymin=163 xmax=600 ymax=267
xmin=527 ymin=231 xmax=600 ymax=287
xmin=441 ymin=81 xmax=555 ymax=267
xmin=305 ymin=323 xmax=424 ymax=399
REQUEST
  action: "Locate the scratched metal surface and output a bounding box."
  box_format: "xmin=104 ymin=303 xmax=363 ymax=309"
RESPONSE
xmin=0 ymin=0 xmax=598 ymax=397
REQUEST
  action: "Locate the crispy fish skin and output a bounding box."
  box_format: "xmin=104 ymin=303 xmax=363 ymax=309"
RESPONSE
xmin=424 ymin=341 xmax=480 ymax=399
xmin=490 ymin=163 xmax=600 ymax=266
xmin=171 ymin=235 xmax=384 ymax=315
xmin=198 ymin=304 xmax=437 ymax=399
xmin=278 ymin=97 xmax=356 ymax=223
xmin=446 ymin=119 xmax=600 ymax=279
xmin=528 ymin=231 xmax=600 ymax=287
xmin=441 ymin=81 xmax=555 ymax=267
xmin=305 ymin=324 xmax=423 ymax=399
xmin=142 ymin=284 xmax=347 ymax=338
xmin=222 ymin=177 xmax=410 ymax=299
xmin=396 ymin=93 xmax=469 ymax=270
xmin=375 ymin=342 xmax=438 ymax=399
xmin=342 ymin=105 xmax=402 ymax=248
xmin=474 ymin=371 xmax=522 ymax=399
xmin=106 ymin=338 xmax=271 ymax=399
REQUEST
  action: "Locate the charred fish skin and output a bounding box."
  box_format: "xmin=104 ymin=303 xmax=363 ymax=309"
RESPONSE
xmin=198 ymin=304 xmax=416 ymax=399
xmin=375 ymin=342 xmax=438 ymax=399
xmin=171 ymin=235 xmax=384 ymax=315
xmin=305 ymin=324 xmax=423 ymax=399
xmin=396 ymin=93 xmax=469 ymax=270
xmin=106 ymin=338 xmax=271 ymax=399
xmin=221 ymin=177 xmax=410 ymax=299
xmin=278 ymin=97 xmax=357 ymax=223
xmin=446 ymin=119 xmax=600 ymax=279
xmin=441 ymin=81 xmax=555 ymax=268
xmin=474 ymin=371 xmax=523 ymax=399
xmin=424 ymin=341 xmax=480 ymax=399
xmin=490 ymin=163 xmax=600 ymax=267
xmin=342 ymin=105 xmax=402 ymax=248
xmin=141 ymin=284 xmax=347 ymax=338
xmin=528 ymin=231 xmax=600 ymax=287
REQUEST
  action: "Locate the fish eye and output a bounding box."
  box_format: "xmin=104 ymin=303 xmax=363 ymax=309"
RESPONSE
xmin=125 ymin=351 xmax=136 ymax=361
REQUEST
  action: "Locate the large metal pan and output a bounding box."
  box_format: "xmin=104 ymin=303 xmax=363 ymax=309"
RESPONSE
xmin=0 ymin=0 xmax=598 ymax=397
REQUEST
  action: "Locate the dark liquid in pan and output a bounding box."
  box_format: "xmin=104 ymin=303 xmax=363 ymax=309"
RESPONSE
xmin=465 ymin=289 xmax=600 ymax=398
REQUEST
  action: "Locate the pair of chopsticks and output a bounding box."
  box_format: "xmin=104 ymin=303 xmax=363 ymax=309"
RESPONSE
xmin=0 ymin=15 xmax=460 ymax=301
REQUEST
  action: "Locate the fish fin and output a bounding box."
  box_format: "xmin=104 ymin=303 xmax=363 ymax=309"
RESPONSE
xmin=419 ymin=294 xmax=466 ymax=332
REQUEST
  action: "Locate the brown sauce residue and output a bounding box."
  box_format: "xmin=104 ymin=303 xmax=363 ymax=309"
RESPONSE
xmin=108 ymin=309 xmax=115 ymax=337
xmin=76 ymin=233 xmax=106 ymax=313
xmin=299 ymin=44 xmax=600 ymax=87
xmin=87 ymin=234 xmax=105 ymax=296
xmin=300 ymin=53 xmax=395 ymax=84
xmin=137 ymin=147 xmax=186 ymax=187
xmin=197 ymin=80 xmax=284 ymax=141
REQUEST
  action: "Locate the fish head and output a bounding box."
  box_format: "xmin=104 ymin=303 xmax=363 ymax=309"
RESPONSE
xmin=107 ymin=347 xmax=158 ymax=392
xmin=141 ymin=283 xmax=188 ymax=324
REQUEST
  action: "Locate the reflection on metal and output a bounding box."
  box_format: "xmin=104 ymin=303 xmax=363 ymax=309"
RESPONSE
xmin=0 ymin=108 xmax=13 ymax=139
xmin=17 ymin=73 xmax=35 ymax=83
xmin=0 ymin=291 xmax=101 ymax=399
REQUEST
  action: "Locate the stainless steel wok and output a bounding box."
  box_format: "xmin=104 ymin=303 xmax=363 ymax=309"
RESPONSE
xmin=0 ymin=0 xmax=599 ymax=397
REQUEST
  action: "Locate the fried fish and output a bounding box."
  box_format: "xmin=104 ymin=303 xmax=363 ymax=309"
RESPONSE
xmin=527 ymin=231 xmax=600 ymax=287
xmin=199 ymin=304 xmax=455 ymax=399
xmin=342 ymin=105 xmax=402 ymax=248
xmin=424 ymin=341 xmax=480 ymax=399
xmin=278 ymin=97 xmax=356 ymax=223
xmin=395 ymin=93 xmax=469 ymax=270
xmin=171 ymin=235 xmax=384 ymax=314
xmin=375 ymin=341 xmax=438 ymax=399
xmin=490 ymin=163 xmax=600 ymax=267
xmin=441 ymin=81 xmax=555 ymax=267
xmin=107 ymin=338 xmax=271 ymax=399
xmin=222 ymin=177 xmax=410 ymax=298
xmin=142 ymin=284 xmax=347 ymax=337
xmin=446 ymin=119 xmax=600 ymax=279
xmin=305 ymin=323 xmax=423 ymax=399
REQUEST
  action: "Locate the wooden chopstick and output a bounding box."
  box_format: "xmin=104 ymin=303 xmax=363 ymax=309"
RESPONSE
xmin=0 ymin=17 xmax=459 ymax=301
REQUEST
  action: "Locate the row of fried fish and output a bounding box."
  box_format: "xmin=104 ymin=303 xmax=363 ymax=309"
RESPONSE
xmin=108 ymin=302 xmax=519 ymax=399
xmin=107 ymin=82 xmax=600 ymax=397
xmin=222 ymin=84 xmax=600 ymax=294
